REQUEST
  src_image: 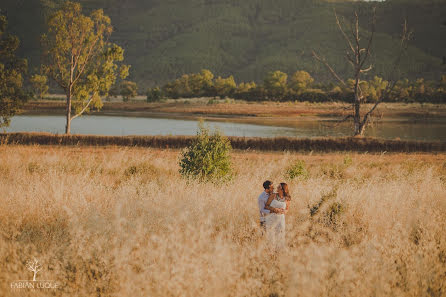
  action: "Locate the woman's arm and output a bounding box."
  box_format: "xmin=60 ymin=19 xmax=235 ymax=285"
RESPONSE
xmin=265 ymin=194 xmax=282 ymax=214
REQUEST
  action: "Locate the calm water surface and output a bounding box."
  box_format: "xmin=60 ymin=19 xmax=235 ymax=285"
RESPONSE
xmin=5 ymin=115 xmax=446 ymax=141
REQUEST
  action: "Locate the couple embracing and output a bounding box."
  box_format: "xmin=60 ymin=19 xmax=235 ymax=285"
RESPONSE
xmin=258 ymin=180 xmax=291 ymax=251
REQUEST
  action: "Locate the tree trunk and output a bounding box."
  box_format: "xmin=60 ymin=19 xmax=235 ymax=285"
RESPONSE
xmin=358 ymin=122 xmax=367 ymax=136
xmin=65 ymin=90 xmax=72 ymax=134
xmin=353 ymin=77 xmax=361 ymax=136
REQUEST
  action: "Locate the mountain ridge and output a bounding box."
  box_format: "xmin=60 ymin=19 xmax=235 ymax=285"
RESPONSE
xmin=1 ymin=0 xmax=445 ymax=87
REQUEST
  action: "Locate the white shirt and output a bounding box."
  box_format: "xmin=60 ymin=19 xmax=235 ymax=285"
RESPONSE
xmin=258 ymin=191 xmax=271 ymax=222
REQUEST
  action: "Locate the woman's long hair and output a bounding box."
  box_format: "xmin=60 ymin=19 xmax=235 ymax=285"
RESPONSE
xmin=280 ymin=183 xmax=291 ymax=201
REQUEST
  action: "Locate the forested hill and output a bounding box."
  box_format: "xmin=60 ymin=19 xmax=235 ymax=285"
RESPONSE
xmin=1 ymin=0 xmax=445 ymax=87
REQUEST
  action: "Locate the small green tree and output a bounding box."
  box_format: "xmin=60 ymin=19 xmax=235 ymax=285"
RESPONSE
xmin=120 ymin=80 xmax=137 ymax=102
xmin=289 ymin=70 xmax=314 ymax=94
xmin=30 ymin=74 xmax=48 ymax=99
xmin=189 ymin=69 xmax=214 ymax=97
xmin=41 ymin=1 xmax=129 ymax=134
xmin=213 ymin=75 xmax=236 ymax=98
xmin=264 ymin=70 xmax=288 ymax=100
xmin=146 ymin=87 xmax=164 ymax=102
xmin=179 ymin=122 xmax=232 ymax=183
xmin=286 ymin=160 xmax=309 ymax=180
xmin=0 ymin=13 xmax=28 ymax=128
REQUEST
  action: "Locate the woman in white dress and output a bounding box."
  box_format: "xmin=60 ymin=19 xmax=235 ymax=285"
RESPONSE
xmin=264 ymin=183 xmax=291 ymax=251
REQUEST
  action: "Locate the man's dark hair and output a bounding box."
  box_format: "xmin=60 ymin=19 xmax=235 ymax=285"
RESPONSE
xmin=263 ymin=180 xmax=272 ymax=190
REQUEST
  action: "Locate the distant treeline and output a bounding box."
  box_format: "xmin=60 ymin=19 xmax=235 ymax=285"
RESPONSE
xmin=1 ymin=133 xmax=445 ymax=153
xmin=146 ymin=69 xmax=446 ymax=104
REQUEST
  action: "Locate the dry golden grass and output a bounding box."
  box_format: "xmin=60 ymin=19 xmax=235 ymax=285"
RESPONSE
xmin=1 ymin=146 xmax=445 ymax=297
xmin=3 ymin=132 xmax=445 ymax=153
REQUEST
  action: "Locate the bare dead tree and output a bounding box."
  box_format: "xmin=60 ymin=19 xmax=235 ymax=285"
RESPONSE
xmin=26 ymin=259 xmax=42 ymax=281
xmin=312 ymin=8 xmax=411 ymax=136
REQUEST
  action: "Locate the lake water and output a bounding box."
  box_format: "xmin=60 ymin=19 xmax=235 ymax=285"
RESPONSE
xmin=4 ymin=115 xmax=446 ymax=141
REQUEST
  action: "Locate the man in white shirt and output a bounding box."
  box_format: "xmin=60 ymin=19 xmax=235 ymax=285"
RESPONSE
xmin=258 ymin=180 xmax=284 ymax=229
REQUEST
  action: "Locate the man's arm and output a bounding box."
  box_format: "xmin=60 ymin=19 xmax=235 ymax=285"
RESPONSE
xmin=259 ymin=195 xmax=271 ymax=215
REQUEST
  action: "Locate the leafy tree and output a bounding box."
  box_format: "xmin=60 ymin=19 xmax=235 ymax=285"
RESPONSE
xmin=264 ymin=70 xmax=288 ymax=100
xmin=147 ymin=87 xmax=164 ymax=102
xmin=41 ymin=1 xmax=129 ymax=134
xmin=163 ymin=74 xmax=191 ymax=98
xmin=179 ymin=121 xmax=232 ymax=183
xmin=0 ymin=14 xmax=28 ymax=128
xmin=120 ymin=80 xmax=137 ymax=102
xmin=162 ymin=69 xmax=214 ymax=98
xmin=213 ymin=75 xmax=236 ymax=98
xmin=289 ymin=70 xmax=314 ymax=94
xmin=236 ymin=81 xmax=256 ymax=93
xmin=30 ymin=74 xmax=48 ymax=99
xmin=189 ymin=69 xmax=214 ymax=97
xmin=234 ymin=81 xmax=257 ymax=100
xmin=367 ymin=76 xmax=389 ymax=102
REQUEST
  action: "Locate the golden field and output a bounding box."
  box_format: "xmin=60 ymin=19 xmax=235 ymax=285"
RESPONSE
xmin=1 ymin=145 xmax=445 ymax=297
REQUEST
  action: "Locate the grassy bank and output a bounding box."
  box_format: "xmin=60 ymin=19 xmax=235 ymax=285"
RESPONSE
xmin=1 ymin=132 xmax=446 ymax=152
xmin=1 ymin=146 xmax=445 ymax=296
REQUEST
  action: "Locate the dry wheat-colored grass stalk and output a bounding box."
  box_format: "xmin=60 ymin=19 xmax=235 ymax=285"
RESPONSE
xmin=0 ymin=146 xmax=445 ymax=297
xmin=2 ymin=132 xmax=445 ymax=152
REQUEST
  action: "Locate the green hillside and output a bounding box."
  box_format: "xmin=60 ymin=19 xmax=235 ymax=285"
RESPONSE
xmin=1 ymin=0 xmax=445 ymax=87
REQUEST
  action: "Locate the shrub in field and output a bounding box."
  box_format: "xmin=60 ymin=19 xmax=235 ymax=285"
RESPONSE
xmin=179 ymin=122 xmax=232 ymax=183
xmin=27 ymin=161 xmax=41 ymax=174
xmin=324 ymin=201 xmax=345 ymax=228
xmin=147 ymin=87 xmax=164 ymax=102
xmin=286 ymin=160 xmax=309 ymax=180
xmin=343 ymin=155 xmax=353 ymax=167
xmin=124 ymin=162 xmax=158 ymax=177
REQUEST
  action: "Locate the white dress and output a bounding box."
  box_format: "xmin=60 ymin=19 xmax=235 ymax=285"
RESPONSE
xmin=265 ymin=197 xmax=286 ymax=250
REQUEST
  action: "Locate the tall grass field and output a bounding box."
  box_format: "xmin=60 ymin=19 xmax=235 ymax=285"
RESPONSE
xmin=1 ymin=145 xmax=445 ymax=296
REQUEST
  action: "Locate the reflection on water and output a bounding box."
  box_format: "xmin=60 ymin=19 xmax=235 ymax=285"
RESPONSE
xmin=5 ymin=115 xmax=446 ymax=142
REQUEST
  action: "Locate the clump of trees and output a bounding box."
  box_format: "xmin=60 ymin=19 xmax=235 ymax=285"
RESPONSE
xmin=147 ymin=68 xmax=446 ymax=104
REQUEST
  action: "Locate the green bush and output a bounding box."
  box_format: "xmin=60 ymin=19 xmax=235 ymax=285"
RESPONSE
xmin=343 ymin=155 xmax=353 ymax=167
xmin=147 ymin=87 xmax=164 ymax=102
xmin=286 ymin=160 xmax=309 ymax=180
xmin=179 ymin=122 xmax=232 ymax=183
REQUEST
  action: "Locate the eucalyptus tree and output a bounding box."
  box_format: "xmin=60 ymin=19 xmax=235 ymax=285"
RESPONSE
xmin=0 ymin=13 xmax=28 ymax=128
xmin=41 ymin=1 xmax=129 ymax=134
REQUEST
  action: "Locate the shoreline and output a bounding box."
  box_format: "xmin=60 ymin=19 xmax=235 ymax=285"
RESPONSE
xmin=21 ymin=99 xmax=446 ymax=128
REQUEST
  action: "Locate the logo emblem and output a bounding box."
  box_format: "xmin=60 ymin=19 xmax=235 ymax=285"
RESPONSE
xmin=10 ymin=258 xmax=60 ymax=290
